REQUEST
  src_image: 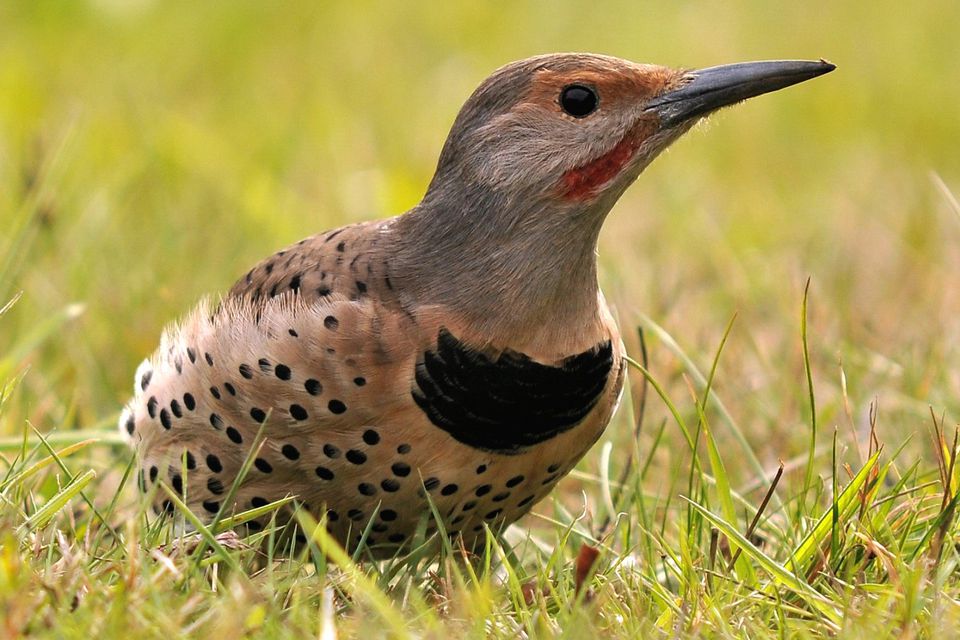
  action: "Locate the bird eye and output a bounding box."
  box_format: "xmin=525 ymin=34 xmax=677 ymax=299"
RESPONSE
xmin=560 ymin=85 xmax=598 ymax=117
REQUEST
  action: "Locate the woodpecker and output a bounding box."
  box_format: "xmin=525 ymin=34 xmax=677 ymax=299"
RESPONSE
xmin=121 ymin=53 xmax=834 ymax=554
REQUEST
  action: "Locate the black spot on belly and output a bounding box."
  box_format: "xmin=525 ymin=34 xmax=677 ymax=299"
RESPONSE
xmin=206 ymin=454 xmax=222 ymax=473
xmin=440 ymin=483 xmax=458 ymax=496
xmin=289 ymin=404 xmax=308 ymax=421
xmin=411 ymin=328 xmax=613 ymax=453
xmin=506 ymin=475 xmax=525 ymax=487
xmin=323 ymin=443 xmax=340 ymax=458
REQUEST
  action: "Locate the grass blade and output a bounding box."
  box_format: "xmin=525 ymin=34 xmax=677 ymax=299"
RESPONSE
xmin=684 ymin=497 xmax=842 ymax=626
xmin=788 ymin=448 xmax=883 ymax=573
xmin=19 ymin=468 xmax=96 ymax=532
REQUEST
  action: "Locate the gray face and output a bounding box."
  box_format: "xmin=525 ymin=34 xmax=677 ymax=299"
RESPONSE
xmin=427 ymin=53 xmax=689 ymax=209
xmin=427 ymin=53 xmax=834 ymax=212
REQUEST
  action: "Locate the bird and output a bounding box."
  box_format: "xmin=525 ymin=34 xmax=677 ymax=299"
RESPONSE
xmin=120 ymin=53 xmax=834 ymax=555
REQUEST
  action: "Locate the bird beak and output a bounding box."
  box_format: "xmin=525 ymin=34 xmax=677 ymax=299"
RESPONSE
xmin=645 ymin=59 xmax=836 ymax=127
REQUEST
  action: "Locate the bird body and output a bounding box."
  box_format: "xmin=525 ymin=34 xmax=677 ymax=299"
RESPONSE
xmin=122 ymin=53 xmax=833 ymax=554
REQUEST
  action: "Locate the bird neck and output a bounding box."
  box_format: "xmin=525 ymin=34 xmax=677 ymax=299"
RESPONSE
xmin=389 ymin=182 xmax=609 ymax=351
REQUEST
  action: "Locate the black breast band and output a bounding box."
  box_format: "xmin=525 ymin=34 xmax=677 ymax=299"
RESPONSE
xmin=412 ymin=328 xmax=614 ymax=454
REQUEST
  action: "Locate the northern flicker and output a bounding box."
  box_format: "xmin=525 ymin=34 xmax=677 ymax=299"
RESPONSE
xmin=121 ymin=54 xmax=834 ymax=554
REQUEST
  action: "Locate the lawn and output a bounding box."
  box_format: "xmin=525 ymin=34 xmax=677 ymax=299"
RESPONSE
xmin=2 ymin=1 xmax=960 ymax=637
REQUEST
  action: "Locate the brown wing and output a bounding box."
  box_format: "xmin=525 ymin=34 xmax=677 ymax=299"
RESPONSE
xmin=228 ymin=219 xmax=398 ymax=306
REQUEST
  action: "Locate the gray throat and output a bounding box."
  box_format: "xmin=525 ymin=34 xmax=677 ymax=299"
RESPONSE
xmin=387 ymin=179 xmax=608 ymax=344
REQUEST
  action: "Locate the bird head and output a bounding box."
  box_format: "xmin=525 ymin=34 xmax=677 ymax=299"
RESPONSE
xmin=426 ymin=53 xmax=834 ymax=215
xmin=400 ymin=53 xmax=834 ymax=341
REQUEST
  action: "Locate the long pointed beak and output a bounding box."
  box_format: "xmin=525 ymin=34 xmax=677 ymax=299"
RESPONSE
xmin=646 ymin=59 xmax=836 ymax=127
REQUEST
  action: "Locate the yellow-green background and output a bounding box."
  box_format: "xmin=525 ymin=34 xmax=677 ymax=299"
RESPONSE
xmin=4 ymin=2 xmax=960 ymax=637
xmin=2 ymin=0 xmax=959 ymax=499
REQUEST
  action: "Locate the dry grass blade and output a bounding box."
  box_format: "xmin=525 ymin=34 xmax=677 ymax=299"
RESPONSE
xmin=574 ymin=543 xmax=601 ymax=596
xmin=932 ymin=172 xmax=960 ymax=221
xmin=727 ymin=461 xmax=784 ymax=572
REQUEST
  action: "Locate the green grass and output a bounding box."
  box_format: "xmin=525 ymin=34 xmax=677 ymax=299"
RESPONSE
xmin=3 ymin=1 xmax=960 ymax=637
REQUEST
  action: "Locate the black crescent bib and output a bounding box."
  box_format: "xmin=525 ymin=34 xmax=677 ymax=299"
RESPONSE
xmin=412 ymin=328 xmax=614 ymax=454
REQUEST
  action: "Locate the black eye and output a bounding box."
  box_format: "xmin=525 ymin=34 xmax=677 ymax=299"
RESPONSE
xmin=560 ymin=85 xmax=598 ymax=117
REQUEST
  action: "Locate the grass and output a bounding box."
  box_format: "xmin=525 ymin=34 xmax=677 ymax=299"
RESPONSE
xmin=2 ymin=0 xmax=960 ymax=637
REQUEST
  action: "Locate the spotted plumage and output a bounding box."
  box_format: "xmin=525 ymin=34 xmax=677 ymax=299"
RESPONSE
xmin=120 ymin=53 xmax=833 ymax=555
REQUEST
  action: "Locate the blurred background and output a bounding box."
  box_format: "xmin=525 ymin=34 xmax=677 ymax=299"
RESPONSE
xmin=2 ymin=0 xmax=959 ymax=496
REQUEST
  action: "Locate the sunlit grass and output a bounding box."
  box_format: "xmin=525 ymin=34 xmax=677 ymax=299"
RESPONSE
xmin=2 ymin=1 xmax=960 ymax=637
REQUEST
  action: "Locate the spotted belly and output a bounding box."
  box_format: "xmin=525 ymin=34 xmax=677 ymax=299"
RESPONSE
xmin=284 ymin=420 xmax=616 ymax=554
xmin=125 ymin=300 xmax=622 ymax=556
